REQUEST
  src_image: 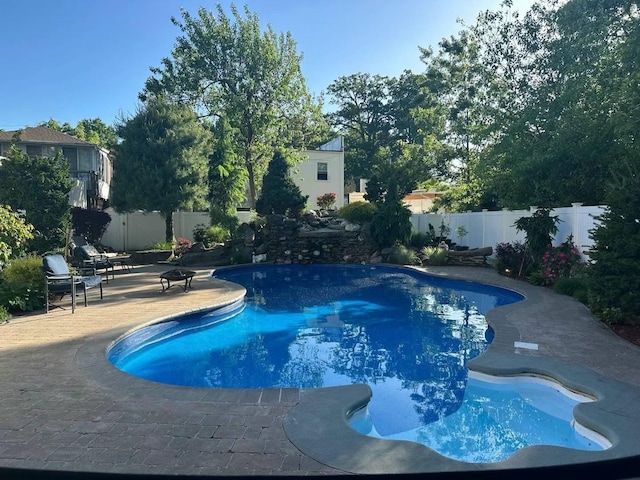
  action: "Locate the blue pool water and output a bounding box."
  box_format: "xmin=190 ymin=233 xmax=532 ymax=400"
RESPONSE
xmin=107 ymin=264 xmax=606 ymax=462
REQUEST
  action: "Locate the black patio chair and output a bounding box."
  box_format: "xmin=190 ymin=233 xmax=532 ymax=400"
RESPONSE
xmin=43 ymin=254 xmax=103 ymax=313
xmin=73 ymin=244 xmax=115 ymax=282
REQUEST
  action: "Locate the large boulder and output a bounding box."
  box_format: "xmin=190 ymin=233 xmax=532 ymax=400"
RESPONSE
xmin=176 ymin=244 xmax=232 ymax=267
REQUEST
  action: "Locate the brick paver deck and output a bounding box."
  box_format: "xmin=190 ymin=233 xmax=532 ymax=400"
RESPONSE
xmin=0 ymin=264 xmax=346 ymax=476
xmin=2 ymin=263 xmax=640 ymax=477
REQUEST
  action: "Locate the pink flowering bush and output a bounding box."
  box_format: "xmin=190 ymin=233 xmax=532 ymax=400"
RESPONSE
xmin=317 ymin=192 xmax=337 ymax=210
xmin=540 ymin=237 xmax=582 ymax=286
xmin=174 ymin=237 xmax=192 ymax=255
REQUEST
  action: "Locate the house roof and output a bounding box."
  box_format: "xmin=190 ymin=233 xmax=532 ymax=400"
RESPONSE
xmin=0 ymin=126 xmax=95 ymax=146
xmin=404 ymin=190 xmax=443 ymax=200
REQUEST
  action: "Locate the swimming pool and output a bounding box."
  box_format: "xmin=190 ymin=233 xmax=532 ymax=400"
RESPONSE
xmin=107 ymin=264 xmax=606 ymax=462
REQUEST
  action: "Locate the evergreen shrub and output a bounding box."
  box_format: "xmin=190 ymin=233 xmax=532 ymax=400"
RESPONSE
xmin=337 ymin=201 xmax=377 ymax=224
xmin=255 ymin=150 xmax=308 ymax=218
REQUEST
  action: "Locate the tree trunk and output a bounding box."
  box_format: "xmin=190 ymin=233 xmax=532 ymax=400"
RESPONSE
xmin=247 ymin=162 xmax=257 ymax=209
xmin=164 ymin=212 xmax=174 ymax=243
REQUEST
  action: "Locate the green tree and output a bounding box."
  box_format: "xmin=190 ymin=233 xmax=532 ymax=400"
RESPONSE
xmin=38 ymin=118 xmax=75 ymax=135
xmin=0 ymin=144 xmax=72 ymax=254
xmin=255 ymin=150 xmax=308 ymax=218
xmin=513 ymin=207 xmax=560 ymax=266
xmin=74 ymin=118 xmax=118 ymax=149
xmin=111 ymin=96 xmax=211 ymax=242
xmin=368 ymin=182 xmax=413 ymax=248
xmin=420 ymin=28 xmax=494 ymax=212
xmin=364 ymin=144 xmax=434 ymax=204
xmin=480 ymin=0 xmax=637 ymax=208
xmin=38 ymin=117 xmax=117 ymax=149
xmin=587 ymin=8 xmax=640 ymax=324
xmin=588 ymin=162 xmax=640 ymax=324
xmin=326 ymin=73 xmax=397 ymax=184
xmin=0 ymin=205 xmax=34 ymax=267
xmin=208 ymin=117 xmax=247 ymax=230
xmin=143 ymin=3 xmax=325 ymax=208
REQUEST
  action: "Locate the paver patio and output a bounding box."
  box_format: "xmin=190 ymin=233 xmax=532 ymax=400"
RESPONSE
xmin=1 ymin=263 xmax=640 ymax=477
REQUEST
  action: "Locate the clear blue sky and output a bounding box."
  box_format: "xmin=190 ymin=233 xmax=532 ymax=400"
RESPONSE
xmin=1 ymin=0 xmax=536 ymax=130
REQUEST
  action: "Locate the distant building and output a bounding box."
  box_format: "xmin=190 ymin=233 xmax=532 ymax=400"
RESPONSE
xmin=402 ymin=189 xmax=443 ymax=213
xmin=290 ymin=137 xmax=345 ymax=211
xmin=237 ymin=137 xmax=346 ymax=216
xmin=0 ymin=126 xmax=112 ymax=210
xmin=348 ymin=185 xmax=444 ymax=213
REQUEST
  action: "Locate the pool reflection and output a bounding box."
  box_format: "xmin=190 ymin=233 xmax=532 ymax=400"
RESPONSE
xmin=110 ymin=265 xmax=523 ymax=437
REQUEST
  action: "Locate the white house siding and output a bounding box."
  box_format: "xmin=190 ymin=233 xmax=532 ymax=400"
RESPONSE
xmin=291 ymin=149 xmax=345 ymax=210
xmin=69 ymin=179 xmax=87 ymax=209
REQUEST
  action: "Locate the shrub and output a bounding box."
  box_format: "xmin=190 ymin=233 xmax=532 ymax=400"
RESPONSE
xmin=513 ymin=207 xmax=560 ymax=265
xmin=0 ymin=256 xmax=46 ymax=312
xmin=409 ymin=231 xmax=433 ymax=249
xmin=421 ymin=246 xmax=448 ymax=266
xmin=553 ymin=277 xmax=587 ymax=297
xmin=192 ymin=224 xmax=208 ymax=243
xmin=148 ymin=241 xmax=173 ymax=250
xmin=193 ymin=224 xmax=230 ymax=247
xmin=573 ymin=289 xmax=589 ymax=305
xmin=316 ymin=192 xmax=337 ymax=210
xmin=387 ymin=245 xmax=420 ymax=265
xmin=527 ymin=271 xmax=545 ymax=286
xmin=0 ymin=205 xmax=34 ymax=268
xmin=174 ymin=238 xmax=192 ymax=255
xmin=206 ymin=226 xmax=230 ymax=244
xmin=0 ymin=305 xmax=9 ymax=323
xmin=369 ymin=200 xmax=412 ymax=248
xmin=0 ymin=147 xmax=73 ymax=254
xmin=337 ymin=201 xmax=377 ymax=224
xmin=249 ymin=214 xmax=267 ymax=231
xmin=540 ymin=237 xmax=583 ymax=286
xmin=71 ymin=207 xmax=112 ymax=244
xmin=209 ymin=208 xmax=239 ymax=233
xmin=495 ymin=241 xmax=532 ymax=277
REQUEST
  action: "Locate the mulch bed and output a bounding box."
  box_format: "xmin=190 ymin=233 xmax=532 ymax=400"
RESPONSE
xmin=610 ymin=324 xmax=640 ymax=347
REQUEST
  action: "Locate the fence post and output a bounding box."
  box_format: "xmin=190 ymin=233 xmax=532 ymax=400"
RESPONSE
xmin=502 ymin=208 xmax=510 ymax=244
xmin=571 ymin=202 xmax=583 ymax=241
xmin=482 ymin=209 xmax=488 ymax=248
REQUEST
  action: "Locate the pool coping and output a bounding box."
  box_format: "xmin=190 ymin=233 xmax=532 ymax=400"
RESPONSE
xmin=73 ymin=264 xmax=640 ymax=476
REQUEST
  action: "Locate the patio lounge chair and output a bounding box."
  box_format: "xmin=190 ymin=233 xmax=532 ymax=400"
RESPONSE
xmin=73 ymin=244 xmax=115 ymax=282
xmin=43 ymin=254 xmax=103 ymax=313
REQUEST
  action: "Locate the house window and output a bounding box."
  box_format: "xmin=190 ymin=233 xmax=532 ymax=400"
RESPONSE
xmin=43 ymin=145 xmax=57 ymax=158
xmin=78 ymin=148 xmax=93 ymax=171
xmin=63 ymin=147 xmax=78 ymax=171
xmin=26 ymin=145 xmax=43 ymax=157
xmin=317 ymin=162 xmax=328 ymax=181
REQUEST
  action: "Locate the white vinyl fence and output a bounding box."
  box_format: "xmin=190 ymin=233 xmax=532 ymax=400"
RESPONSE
xmin=100 ymin=208 xmax=253 ymax=252
xmin=101 ymin=204 xmax=606 ymax=258
xmin=411 ymin=203 xmax=606 ymax=259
